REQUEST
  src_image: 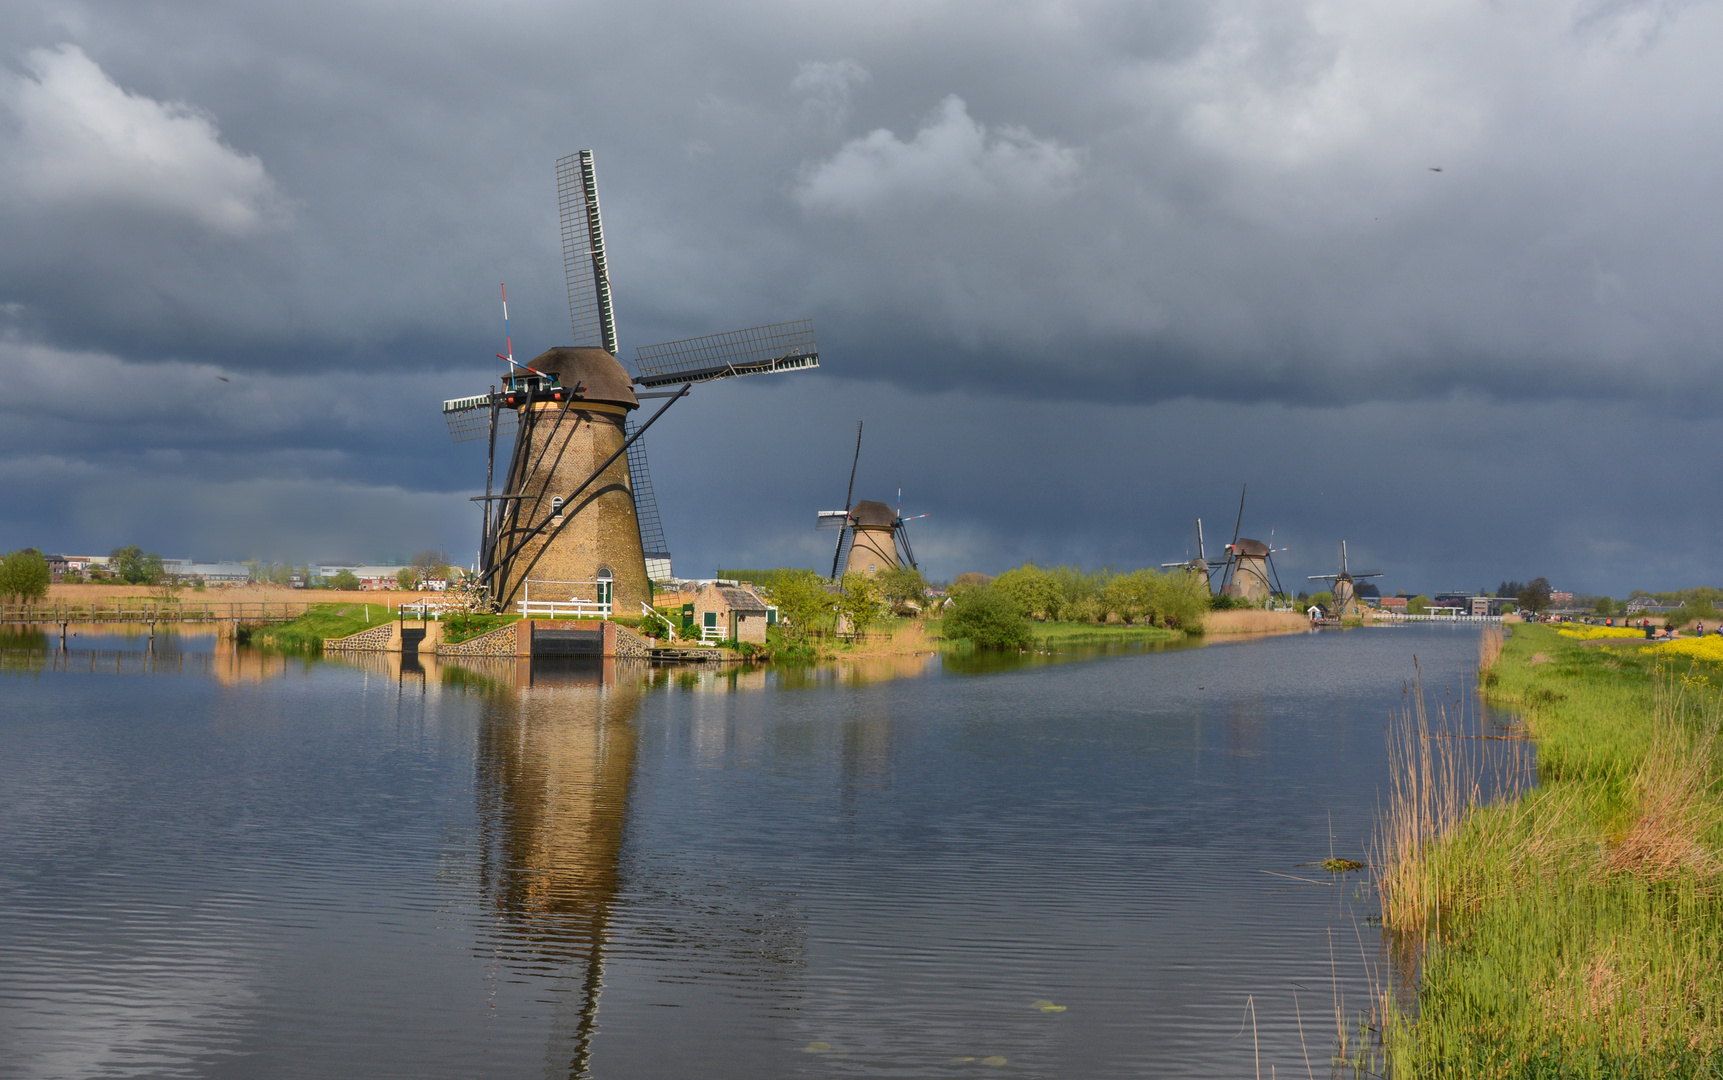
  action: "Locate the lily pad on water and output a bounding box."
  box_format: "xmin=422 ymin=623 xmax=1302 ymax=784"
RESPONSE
xmin=1322 ymin=857 xmax=1366 ymax=873
xmin=1031 ymin=998 xmax=1066 ymax=1012
xmin=981 ymin=1056 xmax=1009 ymax=1066
xmin=803 ymin=1041 xmax=832 ymax=1053
xmin=950 ymin=1057 xmax=977 ymax=1063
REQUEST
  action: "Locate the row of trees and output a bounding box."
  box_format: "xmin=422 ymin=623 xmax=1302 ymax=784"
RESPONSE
xmin=984 ymin=563 xmax=1212 ymax=629
xmin=747 ymin=561 xmax=1214 ymax=653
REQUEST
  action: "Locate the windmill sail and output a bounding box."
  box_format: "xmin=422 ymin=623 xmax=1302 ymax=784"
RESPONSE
xmin=634 ymin=321 xmax=818 ymax=388
xmin=624 ymin=417 xmax=672 ymax=581
xmin=443 ymin=394 xmax=519 ymax=443
xmin=557 ymin=150 xmax=617 ymax=354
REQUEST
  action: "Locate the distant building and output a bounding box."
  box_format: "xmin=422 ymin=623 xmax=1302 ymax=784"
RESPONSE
xmin=1378 ymin=596 xmax=1408 ymax=612
xmin=1625 ymin=598 xmax=1679 ymax=615
xmin=1550 ymin=590 xmax=1574 ymax=607
xmin=315 ymin=565 xmax=409 ymax=590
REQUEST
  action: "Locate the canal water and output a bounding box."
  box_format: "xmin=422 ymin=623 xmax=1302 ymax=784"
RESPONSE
xmin=0 ymin=625 xmax=1495 ymax=1079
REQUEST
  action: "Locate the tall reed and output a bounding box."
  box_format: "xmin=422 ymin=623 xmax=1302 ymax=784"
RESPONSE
xmin=1370 ymin=625 xmax=1723 ymax=1076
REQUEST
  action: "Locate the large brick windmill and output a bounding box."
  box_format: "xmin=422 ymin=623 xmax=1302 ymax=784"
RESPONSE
xmin=443 ymin=151 xmax=821 ymax=614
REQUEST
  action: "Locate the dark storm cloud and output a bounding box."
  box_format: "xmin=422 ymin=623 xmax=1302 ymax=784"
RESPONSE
xmin=0 ymin=0 xmax=1719 ymax=589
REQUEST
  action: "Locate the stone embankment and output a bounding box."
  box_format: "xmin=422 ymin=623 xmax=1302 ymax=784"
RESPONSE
xmin=325 ymin=618 xmax=657 ymax=658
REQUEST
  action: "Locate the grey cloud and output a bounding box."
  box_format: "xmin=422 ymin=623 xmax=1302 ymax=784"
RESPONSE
xmin=1 ymin=0 xmax=1719 ymax=590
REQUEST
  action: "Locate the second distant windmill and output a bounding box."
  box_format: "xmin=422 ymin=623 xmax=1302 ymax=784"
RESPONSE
xmin=816 ymin=423 xmax=927 ymax=579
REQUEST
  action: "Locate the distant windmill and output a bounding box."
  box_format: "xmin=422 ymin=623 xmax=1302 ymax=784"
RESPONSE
xmin=442 ymin=150 xmax=822 ymax=612
xmin=1210 ymin=485 xmax=1286 ymax=603
xmin=815 ymin=425 xmax=927 ymax=578
xmin=1307 ymin=541 xmax=1382 ymax=616
xmin=1161 ymin=518 xmax=1215 ymax=593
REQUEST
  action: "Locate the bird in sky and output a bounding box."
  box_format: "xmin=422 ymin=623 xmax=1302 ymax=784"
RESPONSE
xmin=1429 ymin=167 xmax=1443 ymax=172
xmin=216 ymin=375 xmax=229 ymax=382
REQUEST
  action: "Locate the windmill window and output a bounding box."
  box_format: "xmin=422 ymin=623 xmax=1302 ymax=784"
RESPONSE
xmin=551 ymin=497 xmax=564 ymax=515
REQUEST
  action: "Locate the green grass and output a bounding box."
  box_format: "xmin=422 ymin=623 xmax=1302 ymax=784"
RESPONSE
xmin=441 ymin=612 xmax=519 ymax=644
xmin=1374 ymin=623 xmax=1723 ymax=1076
xmin=247 ymin=602 xmax=401 ymax=651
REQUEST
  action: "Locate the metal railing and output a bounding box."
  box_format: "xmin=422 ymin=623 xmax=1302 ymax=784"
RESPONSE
xmin=1372 ymin=612 xmax=1503 ymax=622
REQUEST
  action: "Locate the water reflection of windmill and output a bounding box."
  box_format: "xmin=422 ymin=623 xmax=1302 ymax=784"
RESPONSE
xmin=816 ymin=423 xmax=928 ymax=578
xmin=475 ymin=670 xmax=640 ymax=1077
xmin=442 ymin=150 xmax=821 ymax=613
xmin=1209 ymin=485 xmax=1287 ymax=603
xmin=1308 ymin=541 xmax=1382 ymax=616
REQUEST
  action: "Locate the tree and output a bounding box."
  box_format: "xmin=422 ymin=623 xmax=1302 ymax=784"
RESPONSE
xmin=759 ymin=569 xmax=836 ymax=640
xmin=942 ymin=584 xmax=1033 ymax=649
xmin=837 ymin=573 xmax=885 ymax=634
xmin=949 ymin=572 xmax=992 ymax=595
xmin=110 ymin=545 xmax=164 ymax=585
xmin=411 ymin=549 xmax=451 ymax=581
xmin=330 ymin=569 xmax=361 ymax=591
xmin=1407 ymin=594 xmax=1431 ymax=615
xmin=397 ymin=567 xmax=417 ymax=590
xmin=0 ymin=549 xmax=51 ymax=603
xmin=994 ymin=564 xmax=1064 ymax=621
xmin=1594 ymin=595 xmax=1616 ymax=616
xmin=1517 ymin=577 xmax=1553 ymax=614
xmin=1103 ymin=571 xmax=1157 ymax=624
xmin=877 ymin=564 xmax=928 ymax=609
xmin=1151 ymin=570 xmax=1211 ymax=630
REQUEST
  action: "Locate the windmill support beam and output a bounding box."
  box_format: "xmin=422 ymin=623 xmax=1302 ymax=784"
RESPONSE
xmin=478 ymin=383 xmax=690 ymax=598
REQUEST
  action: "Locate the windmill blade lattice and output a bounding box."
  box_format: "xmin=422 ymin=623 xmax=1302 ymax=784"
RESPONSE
xmin=624 ymin=416 xmax=672 ymax=579
xmin=443 ymin=394 xmax=519 ymax=444
xmin=557 ymin=150 xmax=618 ymax=353
xmin=634 ymin=320 xmax=818 ymax=388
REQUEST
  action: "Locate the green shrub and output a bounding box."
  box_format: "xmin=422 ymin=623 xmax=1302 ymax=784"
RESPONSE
xmin=942 ymin=585 xmax=1033 ymax=649
xmin=0 ymin=549 xmax=51 ymax=603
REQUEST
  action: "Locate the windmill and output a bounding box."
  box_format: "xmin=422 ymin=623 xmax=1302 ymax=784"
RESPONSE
xmin=816 ymin=425 xmax=927 ymax=578
xmin=1307 ymin=541 xmax=1382 ymax=616
xmin=1210 ymin=485 xmax=1287 ymax=603
xmin=1161 ymin=518 xmax=1214 ymax=593
xmin=442 ymin=150 xmax=821 ymax=613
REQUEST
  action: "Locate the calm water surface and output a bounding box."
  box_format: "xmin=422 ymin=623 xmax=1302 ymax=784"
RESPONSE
xmin=0 ymin=625 xmax=1496 ymax=1078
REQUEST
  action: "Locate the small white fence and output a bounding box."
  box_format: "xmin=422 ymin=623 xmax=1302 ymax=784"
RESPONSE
xmin=517 ymin=599 xmax=612 ymax=618
xmin=1373 ymin=612 xmax=1503 ymax=623
xmin=518 ymin=578 xmax=612 ymax=620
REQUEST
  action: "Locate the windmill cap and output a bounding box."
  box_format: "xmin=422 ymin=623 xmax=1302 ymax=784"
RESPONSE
xmin=1233 ymin=538 xmax=1271 ymax=557
xmin=528 ymin=347 xmax=638 ymax=409
xmin=850 ymin=500 xmax=896 ymax=528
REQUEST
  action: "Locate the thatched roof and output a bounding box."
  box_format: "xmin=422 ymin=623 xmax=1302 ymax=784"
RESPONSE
xmin=849 ymin=500 xmax=896 ymax=528
xmin=716 ymin=586 xmax=768 ymax=612
xmin=527 ymin=347 xmax=638 ymax=409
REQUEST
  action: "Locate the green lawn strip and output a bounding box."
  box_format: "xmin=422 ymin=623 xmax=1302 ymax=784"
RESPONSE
xmin=247 ymin=602 xmax=402 ymax=650
xmin=1385 ymin=623 xmax=1723 ymax=1075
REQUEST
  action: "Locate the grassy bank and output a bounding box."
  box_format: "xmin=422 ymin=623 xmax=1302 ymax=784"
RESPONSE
xmin=1373 ymin=622 xmax=1723 ymax=1076
xmin=246 ymin=602 xmax=402 ymax=650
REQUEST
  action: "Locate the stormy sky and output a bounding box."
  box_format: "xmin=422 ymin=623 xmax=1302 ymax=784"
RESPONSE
xmin=2 ymin=0 xmax=1720 ymax=595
